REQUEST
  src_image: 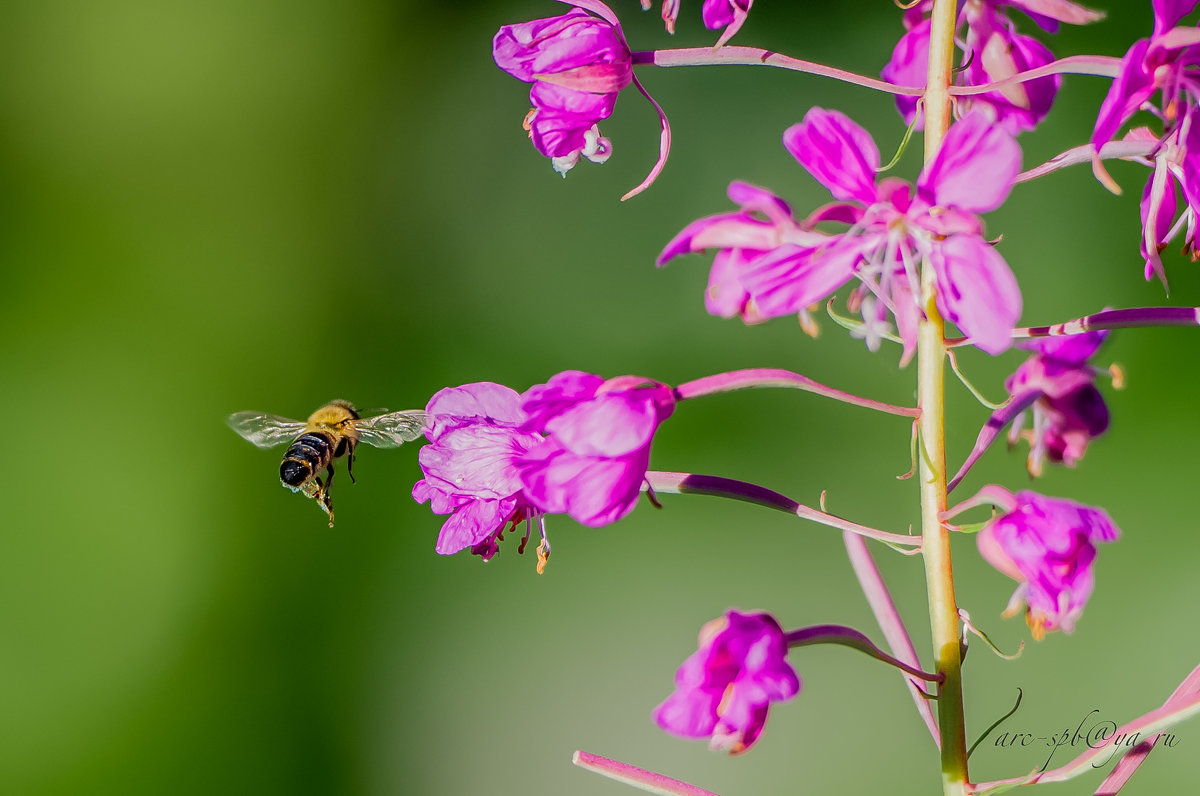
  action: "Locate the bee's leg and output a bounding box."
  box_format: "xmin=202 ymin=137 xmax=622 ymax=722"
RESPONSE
xmin=320 ymin=463 xmax=336 ymax=527
xmin=346 ymin=447 xmax=357 ymax=485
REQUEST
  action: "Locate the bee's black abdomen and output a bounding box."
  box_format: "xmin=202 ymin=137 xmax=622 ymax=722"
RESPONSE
xmin=280 ymin=459 xmax=310 ymax=487
xmin=280 ymin=432 xmax=335 ymax=487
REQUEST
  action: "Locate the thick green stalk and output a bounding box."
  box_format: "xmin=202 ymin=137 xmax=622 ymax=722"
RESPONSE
xmin=920 ymin=1 xmax=969 ymax=794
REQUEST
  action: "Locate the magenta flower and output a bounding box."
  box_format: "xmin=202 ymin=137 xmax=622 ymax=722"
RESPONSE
xmin=1091 ymin=0 xmax=1200 ymax=161
xmin=657 ymin=181 xmax=828 ymax=323
xmin=515 ymin=371 xmax=675 ymax=527
xmin=883 ymin=0 xmax=1100 ymax=133
xmin=654 ymin=610 xmax=800 ymax=754
xmin=413 ymin=383 xmax=544 ymax=560
xmin=978 ymin=490 xmax=1120 ymax=640
xmin=664 ymin=108 xmax=1021 ymax=360
xmin=1006 ymin=330 xmax=1110 ymax=477
xmin=493 ymin=3 xmax=632 ymax=175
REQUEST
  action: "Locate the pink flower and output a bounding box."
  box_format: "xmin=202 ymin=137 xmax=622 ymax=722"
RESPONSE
xmin=662 ymin=109 xmax=1021 ymax=361
xmin=654 ymin=611 xmax=800 ymax=754
xmin=493 ymin=3 xmax=632 ymax=175
xmin=883 ymin=0 xmax=1100 ymax=133
xmin=516 ymin=371 xmax=675 ymax=527
xmin=978 ymin=490 xmax=1120 ymax=639
xmin=1006 ymin=331 xmax=1110 ymax=476
xmin=413 ymin=383 xmax=544 ymax=560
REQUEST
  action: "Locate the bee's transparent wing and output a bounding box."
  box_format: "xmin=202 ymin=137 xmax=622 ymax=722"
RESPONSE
xmin=355 ymin=409 xmax=429 ymax=448
xmin=227 ymin=411 xmax=307 ymax=449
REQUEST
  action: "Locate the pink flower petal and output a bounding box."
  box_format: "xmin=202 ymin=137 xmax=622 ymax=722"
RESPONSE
xmin=783 ymin=108 xmax=880 ymax=204
xmin=881 ymin=19 xmax=930 ymax=128
xmin=1091 ymin=38 xmax=1154 ymax=151
xmin=933 ymin=235 xmax=1021 ymax=355
xmin=741 ymin=239 xmax=864 ymax=319
xmin=548 ymin=393 xmax=658 ymax=457
xmin=1154 ymin=0 xmax=1198 ymax=35
xmin=919 ymin=113 xmax=1021 ymax=213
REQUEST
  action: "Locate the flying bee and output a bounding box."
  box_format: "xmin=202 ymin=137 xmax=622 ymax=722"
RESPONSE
xmin=227 ymin=400 xmax=427 ymax=527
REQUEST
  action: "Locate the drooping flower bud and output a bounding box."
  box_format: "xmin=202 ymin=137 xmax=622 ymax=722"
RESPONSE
xmin=654 ymin=610 xmax=800 ymax=754
xmin=978 ymin=490 xmax=1120 ymax=639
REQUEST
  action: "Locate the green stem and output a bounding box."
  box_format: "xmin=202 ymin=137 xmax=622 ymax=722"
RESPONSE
xmin=921 ymin=2 xmax=969 ymax=794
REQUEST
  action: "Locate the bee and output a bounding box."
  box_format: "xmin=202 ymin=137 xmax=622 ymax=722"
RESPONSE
xmin=227 ymin=400 xmax=427 ymax=526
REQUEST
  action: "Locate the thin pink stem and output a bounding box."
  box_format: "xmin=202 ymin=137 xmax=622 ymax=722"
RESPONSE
xmin=784 ymin=624 xmax=943 ymax=682
xmin=573 ymin=751 xmax=719 ymax=796
xmin=942 ymin=485 xmax=1016 ymax=523
xmin=644 ymin=471 xmax=922 ymax=547
xmin=1095 ymin=662 xmax=1200 ymax=794
xmin=675 ymin=368 xmax=919 ymax=418
xmin=946 ymin=307 xmax=1200 ymax=346
xmin=972 ymin=690 xmax=1200 ymax=790
xmin=633 ymin=47 xmax=926 ymax=95
xmin=844 ymin=532 xmax=941 ymax=748
xmin=947 ymin=54 xmax=1122 ymax=96
xmin=632 ymin=51 xmax=1122 ymax=100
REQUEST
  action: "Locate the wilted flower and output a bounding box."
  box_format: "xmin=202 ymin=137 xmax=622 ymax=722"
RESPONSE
xmin=883 ymin=0 xmax=1101 ymax=133
xmin=516 ymin=371 xmax=675 ymax=527
xmin=978 ymin=490 xmax=1120 ymax=639
xmin=664 ymin=108 xmax=1022 ymax=361
xmin=493 ymin=3 xmax=632 ymax=175
xmin=413 ymin=383 xmax=544 ymax=560
xmin=1122 ymin=118 xmax=1200 ymax=286
xmin=641 ymin=0 xmax=681 ymax=33
xmin=1006 ymin=330 xmax=1110 ymax=476
xmin=654 ymin=610 xmax=800 ymax=754
xmin=641 ymin=0 xmax=752 ymax=45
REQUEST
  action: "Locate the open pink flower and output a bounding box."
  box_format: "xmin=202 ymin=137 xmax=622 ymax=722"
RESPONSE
xmin=654 ymin=610 xmax=800 ymax=754
xmin=493 ymin=3 xmax=632 ymax=175
xmin=978 ymin=490 xmax=1120 ymax=639
xmin=883 ymin=0 xmax=1100 ymax=133
xmin=516 ymin=371 xmax=675 ymax=527
xmin=413 ymin=383 xmax=544 ymax=560
xmin=667 ymin=108 xmax=1021 ymax=360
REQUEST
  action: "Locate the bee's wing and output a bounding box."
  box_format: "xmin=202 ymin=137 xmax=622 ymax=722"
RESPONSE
xmin=227 ymin=411 xmax=307 ymax=449
xmin=354 ymin=409 xmax=430 ymax=448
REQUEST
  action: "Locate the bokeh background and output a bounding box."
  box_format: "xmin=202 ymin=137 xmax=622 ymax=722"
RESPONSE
xmin=2 ymin=1 xmax=1198 ymax=793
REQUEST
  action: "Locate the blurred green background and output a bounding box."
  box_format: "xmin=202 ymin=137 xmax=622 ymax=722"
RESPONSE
xmin=2 ymin=1 xmax=1198 ymax=793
